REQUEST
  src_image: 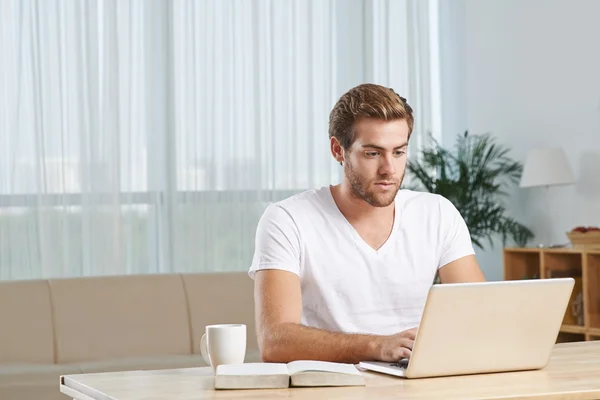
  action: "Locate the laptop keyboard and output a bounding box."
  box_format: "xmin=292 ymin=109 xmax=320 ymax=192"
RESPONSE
xmin=390 ymin=359 xmax=409 ymax=369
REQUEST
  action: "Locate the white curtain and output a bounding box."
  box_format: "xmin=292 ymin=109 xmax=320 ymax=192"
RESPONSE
xmin=0 ymin=0 xmax=439 ymax=280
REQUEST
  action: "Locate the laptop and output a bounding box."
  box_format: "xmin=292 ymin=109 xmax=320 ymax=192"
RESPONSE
xmin=359 ymin=278 xmax=574 ymax=379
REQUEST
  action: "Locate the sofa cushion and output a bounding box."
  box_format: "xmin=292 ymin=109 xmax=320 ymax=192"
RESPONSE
xmin=0 ymin=280 xmax=55 ymax=364
xmin=49 ymin=274 xmax=192 ymax=363
xmin=0 ymin=363 xmax=81 ymax=385
xmin=73 ymin=349 xmax=262 ymax=373
xmin=0 ymin=383 xmax=71 ymax=400
xmin=182 ymin=273 xmax=258 ymax=354
xmin=75 ymin=355 xmax=208 ymax=374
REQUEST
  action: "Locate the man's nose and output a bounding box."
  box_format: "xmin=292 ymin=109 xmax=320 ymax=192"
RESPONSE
xmin=378 ymin=154 xmax=395 ymax=176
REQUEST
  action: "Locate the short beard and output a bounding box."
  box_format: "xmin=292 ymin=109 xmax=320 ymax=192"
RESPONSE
xmin=344 ymin=158 xmax=402 ymax=207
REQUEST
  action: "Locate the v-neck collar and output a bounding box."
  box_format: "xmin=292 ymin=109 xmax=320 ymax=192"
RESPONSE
xmin=323 ymin=186 xmax=401 ymax=256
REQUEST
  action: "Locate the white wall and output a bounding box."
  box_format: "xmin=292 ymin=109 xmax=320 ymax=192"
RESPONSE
xmin=441 ymin=0 xmax=600 ymax=280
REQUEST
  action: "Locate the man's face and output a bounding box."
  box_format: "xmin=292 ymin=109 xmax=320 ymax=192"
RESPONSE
xmin=343 ymin=117 xmax=409 ymax=207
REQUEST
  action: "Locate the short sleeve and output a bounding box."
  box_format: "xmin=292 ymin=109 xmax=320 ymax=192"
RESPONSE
xmin=248 ymin=204 xmax=302 ymax=279
xmin=437 ymin=196 xmax=476 ymax=269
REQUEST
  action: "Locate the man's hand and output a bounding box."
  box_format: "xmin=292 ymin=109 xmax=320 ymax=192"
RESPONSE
xmin=255 ymin=269 xmax=417 ymax=363
xmin=373 ymin=327 xmax=417 ymax=361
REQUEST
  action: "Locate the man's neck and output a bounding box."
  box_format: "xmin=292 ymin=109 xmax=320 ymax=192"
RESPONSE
xmin=330 ymin=182 xmax=395 ymax=224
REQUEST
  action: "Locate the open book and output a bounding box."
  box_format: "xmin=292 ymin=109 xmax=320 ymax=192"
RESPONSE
xmin=214 ymin=360 xmax=366 ymax=389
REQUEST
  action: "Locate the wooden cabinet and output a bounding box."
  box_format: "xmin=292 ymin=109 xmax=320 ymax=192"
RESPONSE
xmin=503 ymin=248 xmax=600 ymax=342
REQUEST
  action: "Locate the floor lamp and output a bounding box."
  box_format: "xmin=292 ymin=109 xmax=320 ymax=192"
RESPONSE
xmin=519 ymin=147 xmax=576 ymax=247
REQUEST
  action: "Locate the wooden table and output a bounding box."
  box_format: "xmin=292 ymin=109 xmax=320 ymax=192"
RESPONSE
xmin=60 ymin=341 xmax=600 ymax=400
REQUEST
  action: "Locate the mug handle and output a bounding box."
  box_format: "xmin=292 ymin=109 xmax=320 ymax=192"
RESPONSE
xmin=200 ymin=333 xmax=211 ymax=366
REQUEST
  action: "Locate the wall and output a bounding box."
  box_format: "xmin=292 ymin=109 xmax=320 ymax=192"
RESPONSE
xmin=440 ymin=0 xmax=600 ymax=280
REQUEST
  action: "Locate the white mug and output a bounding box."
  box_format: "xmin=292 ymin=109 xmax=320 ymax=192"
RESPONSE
xmin=200 ymin=324 xmax=247 ymax=371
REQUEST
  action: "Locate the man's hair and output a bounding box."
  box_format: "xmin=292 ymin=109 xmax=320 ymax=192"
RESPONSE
xmin=328 ymin=83 xmax=414 ymax=150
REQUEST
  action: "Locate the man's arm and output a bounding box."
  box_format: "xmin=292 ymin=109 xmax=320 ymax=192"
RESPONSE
xmin=438 ymin=254 xmax=486 ymax=283
xmin=255 ymin=269 xmax=416 ymax=364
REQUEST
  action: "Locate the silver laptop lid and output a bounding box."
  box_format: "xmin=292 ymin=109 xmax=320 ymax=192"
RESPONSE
xmin=404 ymin=278 xmax=574 ymax=378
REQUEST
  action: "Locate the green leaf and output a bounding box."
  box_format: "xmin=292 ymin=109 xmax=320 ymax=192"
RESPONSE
xmin=407 ymin=132 xmax=534 ymax=250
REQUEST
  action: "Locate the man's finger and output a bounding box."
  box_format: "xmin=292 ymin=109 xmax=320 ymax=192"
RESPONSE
xmin=396 ymin=347 xmax=411 ymax=360
xmin=403 ymin=328 xmax=417 ymax=340
xmin=397 ymin=337 xmax=414 ymax=349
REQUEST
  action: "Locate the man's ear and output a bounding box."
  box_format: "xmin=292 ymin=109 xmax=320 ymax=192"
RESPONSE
xmin=330 ymin=137 xmax=345 ymax=165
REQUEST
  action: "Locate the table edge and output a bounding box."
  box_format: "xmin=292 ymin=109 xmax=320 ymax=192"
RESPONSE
xmin=61 ymin=375 xmax=115 ymax=400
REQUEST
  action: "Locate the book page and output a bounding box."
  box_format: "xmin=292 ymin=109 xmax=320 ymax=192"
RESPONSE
xmin=216 ymin=363 xmax=289 ymax=376
xmin=287 ymin=360 xmax=361 ymax=376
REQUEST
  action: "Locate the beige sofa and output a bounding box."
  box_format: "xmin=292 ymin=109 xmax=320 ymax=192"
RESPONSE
xmin=0 ymin=272 xmax=259 ymax=400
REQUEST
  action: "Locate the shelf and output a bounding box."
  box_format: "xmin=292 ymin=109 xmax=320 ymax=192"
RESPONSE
xmin=543 ymin=248 xmax=588 ymax=255
xmin=557 ymin=332 xmax=586 ymax=343
xmin=588 ymin=327 xmax=600 ymax=336
xmin=560 ymin=324 xmax=586 ymax=334
xmin=505 ymin=247 xmax=598 ymax=343
xmin=504 ymin=248 xmax=541 ymax=253
xmin=503 ymin=250 xmax=540 ymax=280
xmin=505 ymin=247 xmax=600 ymax=255
xmin=543 ymin=252 xmax=582 ymax=274
xmin=587 ymin=253 xmax=600 ymax=329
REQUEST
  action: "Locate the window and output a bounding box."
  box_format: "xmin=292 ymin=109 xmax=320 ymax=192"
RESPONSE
xmin=0 ymin=0 xmax=439 ymax=280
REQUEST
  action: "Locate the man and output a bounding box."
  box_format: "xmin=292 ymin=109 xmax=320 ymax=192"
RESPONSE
xmin=249 ymin=83 xmax=485 ymax=364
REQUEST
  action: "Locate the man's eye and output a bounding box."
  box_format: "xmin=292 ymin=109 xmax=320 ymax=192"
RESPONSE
xmin=395 ymin=150 xmax=406 ymax=156
xmin=366 ymin=152 xmax=379 ymax=157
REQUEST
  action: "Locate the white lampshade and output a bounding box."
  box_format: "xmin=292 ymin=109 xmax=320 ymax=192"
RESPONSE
xmin=519 ymin=147 xmax=576 ymax=188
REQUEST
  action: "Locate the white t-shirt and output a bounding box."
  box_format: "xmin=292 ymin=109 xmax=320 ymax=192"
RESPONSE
xmin=249 ymin=187 xmax=475 ymax=335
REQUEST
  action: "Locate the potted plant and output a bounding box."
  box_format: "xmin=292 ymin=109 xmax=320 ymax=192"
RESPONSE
xmin=406 ymin=131 xmax=534 ymax=250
